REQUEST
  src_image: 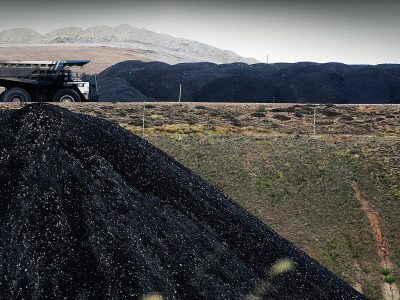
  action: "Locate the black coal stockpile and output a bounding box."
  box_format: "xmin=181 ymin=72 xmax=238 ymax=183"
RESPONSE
xmin=0 ymin=104 xmax=365 ymax=299
xmin=98 ymin=60 xmax=400 ymax=103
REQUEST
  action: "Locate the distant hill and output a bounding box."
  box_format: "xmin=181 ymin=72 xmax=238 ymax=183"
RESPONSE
xmin=98 ymin=61 xmax=400 ymax=103
xmin=0 ymin=28 xmax=42 ymax=44
xmin=0 ymin=25 xmax=258 ymax=65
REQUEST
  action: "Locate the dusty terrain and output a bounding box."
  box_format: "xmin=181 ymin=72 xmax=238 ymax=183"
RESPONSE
xmin=0 ymin=102 xmax=399 ymax=299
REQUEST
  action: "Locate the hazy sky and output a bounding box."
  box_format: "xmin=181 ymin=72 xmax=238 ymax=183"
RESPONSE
xmin=1 ymin=0 xmax=399 ymax=64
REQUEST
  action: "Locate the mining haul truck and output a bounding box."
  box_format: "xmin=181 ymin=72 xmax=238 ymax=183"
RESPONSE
xmin=0 ymin=60 xmax=99 ymax=102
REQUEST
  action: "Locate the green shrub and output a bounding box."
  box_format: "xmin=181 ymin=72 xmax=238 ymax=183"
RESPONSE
xmin=380 ymin=267 xmax=392 ymax=276
xmin=384 ymin=275 xmax=397 ymax=284
xmin=186 ymin=117 xmax=197 ymax=126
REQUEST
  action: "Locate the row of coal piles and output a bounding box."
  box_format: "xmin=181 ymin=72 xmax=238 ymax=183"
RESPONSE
xmin=0 ymin=104 xmax=365 ymax=299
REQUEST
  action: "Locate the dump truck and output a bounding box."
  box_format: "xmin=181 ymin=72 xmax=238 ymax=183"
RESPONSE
xmin=0 ymin=60 xmax=99 ymax=102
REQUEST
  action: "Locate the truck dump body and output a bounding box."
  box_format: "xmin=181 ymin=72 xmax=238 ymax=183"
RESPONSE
xmin=0 ymin=60 xmax=90 ymax=84
xmin=0 ymin=67 xmax=38 ymax=78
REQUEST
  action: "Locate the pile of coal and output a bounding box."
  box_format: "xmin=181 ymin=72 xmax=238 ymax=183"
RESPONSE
xmin=0 ymin=104 xmax=365 ymax=299
xmin=98 ymin=60 xmax=400 ymax=104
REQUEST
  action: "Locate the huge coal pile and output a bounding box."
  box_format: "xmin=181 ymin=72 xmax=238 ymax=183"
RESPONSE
xmin=98 ymin=60 xmax=400 ymax=103
xmin=0 ymin=104 xmax=365 ymax=299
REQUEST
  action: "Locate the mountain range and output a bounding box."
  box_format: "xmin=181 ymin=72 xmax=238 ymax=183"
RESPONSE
xmin=0 ymin=25 xmax=258 ymax=65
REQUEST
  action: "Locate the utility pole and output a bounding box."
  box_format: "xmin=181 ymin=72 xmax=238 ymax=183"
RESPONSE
xmin=266 ymin=53 xmax=269 ymax=64
xmin=142 ymin=101 xmax=146 ymax=137
xmin=313 ymin=107 xmax=316 ymax=136
xmin=178 ymin=84 xmax=182 ymax=102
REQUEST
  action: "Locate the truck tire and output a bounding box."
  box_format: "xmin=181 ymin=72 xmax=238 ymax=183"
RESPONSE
xmin=53 ymin=89 xmax=81 ymax=103
xmin=1 ymin=88 xmax=31 ymax=102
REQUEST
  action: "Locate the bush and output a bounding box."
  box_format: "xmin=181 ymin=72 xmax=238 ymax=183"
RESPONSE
xmin=222 ymin=113 xmax=237 ymax=120
xmin=295 ymin=107 xmax=314 ymax=115
xmin=128 ymin=119 xmax=143 ymax=126
xmin=255 ymin=106 xmax=267 ymax=113
xmin=384 ymin=275 xmax=397 ymax=284
xmin=186 ymin=117 xmax=197 ymax=126
xmin=273 ymin=114 xmax=291 ymax=121
xmin=316 ymin=121 xmax=334 ymax=126
xmin=231 ymin=118 xmax=242 ymax=126
xmin=380 ymin=267 xmax=392 ymax=276
xmin=294 ymin=112 xmax=304 ymax=118
xmin=339 ymin=115 xmax=354 ymax=121
xmin=271 ymin=107 xmax=296 ymax=113
xmin=250 ymin=112 xmax=266 ymax=117
xmin=322 ymin=109 xmax=341 ymax=117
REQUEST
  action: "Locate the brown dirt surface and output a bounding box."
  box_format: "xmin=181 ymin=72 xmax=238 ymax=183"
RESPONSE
xmin=352 ymin=181 xmax=390 ymax=267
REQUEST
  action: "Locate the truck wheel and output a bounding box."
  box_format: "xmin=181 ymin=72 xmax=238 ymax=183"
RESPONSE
xmin=53 ymin=89 xmax=81 ymax=103
xmin=1 ymin=88 xmax=31 ymax=103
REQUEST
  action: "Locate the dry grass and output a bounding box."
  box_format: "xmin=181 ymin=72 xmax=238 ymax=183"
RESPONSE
xmin=1 ymin=102 xmax=399 ymax=137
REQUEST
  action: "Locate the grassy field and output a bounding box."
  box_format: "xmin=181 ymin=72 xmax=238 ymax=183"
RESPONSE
xmin=148 ymin=134 xmax=400 ymax=299
xmin=1 ymin=102 xmax=399 ymax=299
